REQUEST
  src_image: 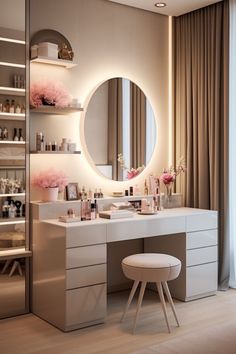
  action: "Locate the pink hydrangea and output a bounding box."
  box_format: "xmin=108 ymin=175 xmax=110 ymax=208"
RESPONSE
xmin=31 ymin=168 xmax=68 ymax=192
xmin=30 ymin=81 xmax=72 ymax=108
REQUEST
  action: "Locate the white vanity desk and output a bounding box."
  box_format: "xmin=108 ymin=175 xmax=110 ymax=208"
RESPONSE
xmin=31 ymin=203 xmax=218 ymax=332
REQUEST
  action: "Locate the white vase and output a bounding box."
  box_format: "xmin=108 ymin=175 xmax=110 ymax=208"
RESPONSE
xmin=41 ymin=187 xmax=59 ymax=202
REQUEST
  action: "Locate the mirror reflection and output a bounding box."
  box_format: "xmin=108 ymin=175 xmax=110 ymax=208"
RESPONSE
xmin=84 ymin=78 xmax=156 ymax=181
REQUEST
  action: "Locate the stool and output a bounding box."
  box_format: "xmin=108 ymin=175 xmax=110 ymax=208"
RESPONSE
xmin=121 ymin=253 xmax=181 ymax=333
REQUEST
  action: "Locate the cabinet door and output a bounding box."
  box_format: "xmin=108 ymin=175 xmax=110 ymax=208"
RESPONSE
xmin=66 ymin=284 xmax=106 ymax=328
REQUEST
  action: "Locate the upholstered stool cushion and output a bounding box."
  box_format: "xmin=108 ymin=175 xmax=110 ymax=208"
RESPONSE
xmin=122 ymin=253 xmax=181 ymax=282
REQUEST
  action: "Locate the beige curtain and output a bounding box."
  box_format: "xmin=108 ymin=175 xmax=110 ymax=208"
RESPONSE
xmin=108 ymin=78 xmax=123 ymax=181
xmin=174 ymin=1 xmax=229 ymax=289
xmin=130 ymin=83 xmax=146 ymax=169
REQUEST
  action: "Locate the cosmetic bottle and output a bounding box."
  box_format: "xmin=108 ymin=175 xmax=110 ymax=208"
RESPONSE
xmin=13 ymin=128 xmax=18 ymax=141
xmin=15 ymin=104 xmax=21 ymax=114
xmin=129 ymin=186 xmax=133 ymax=196
xmin=125 ymin=189 xmax=129 ymax=196
xmin=10 ymin=100 xmax=15 ymax=113
xmin=19 ymin=128 xmax=24 ymax=141
xmin=144 ymin=180 xmax=149 ymax=196
xmin=52 ymin=141 xmax=57 ymax=151
xmin=99 ymin=188 xmax=103 ymax=198
xmin=81 ymin=200 xmax=86 ymax=221
xmin=153 ymin=196 xmax=158 ymax=212
xmin=158 ymin=193 xmax=164 ymax=211
xmin=85 ymin=200 xmax=91 ymax=220
xmin=9 ymin=202 xmax=16 ymax=218
xmin=88 ymin=189 xmax=93 ymax=199
xmin=141 ymin=198 xmax=147 ymax=211
xmin=4 ymin=99 xmax=10 ymax=113
xmin=2 ymin=127 xmax=8 ymax=140
xmin=94 ymin=188 xmax=98 ymax=198
xmin=91 ymin=201 xmax=96 ymax=220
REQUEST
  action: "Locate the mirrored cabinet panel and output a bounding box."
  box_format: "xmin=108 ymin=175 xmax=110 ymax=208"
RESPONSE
xmin=0 ymin=0 xmax=31 ymax=319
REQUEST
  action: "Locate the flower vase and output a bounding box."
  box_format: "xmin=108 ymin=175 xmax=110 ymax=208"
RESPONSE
xmin=165 ymin=183 xmax=173 ymax=208
xmin=41 ymin=187 xmax=59 ymax=202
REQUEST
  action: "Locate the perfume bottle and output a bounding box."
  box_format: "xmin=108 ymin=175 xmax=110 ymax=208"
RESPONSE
xmin=2 ymin=127 xmax=8 ymax=140
xmin=13 ymin=128 xmax=19 ymax=141
xmin=144 ymin=180 xmax=149 ymax=196
xmin=19 ymin=128 xmax=24 ymax=141
xmin=10 ymin=100 xmax=15 ymax=113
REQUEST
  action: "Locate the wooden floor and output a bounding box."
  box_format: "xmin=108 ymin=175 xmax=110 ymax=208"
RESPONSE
xmin=1 ymin=289 xmax=236 ymax=354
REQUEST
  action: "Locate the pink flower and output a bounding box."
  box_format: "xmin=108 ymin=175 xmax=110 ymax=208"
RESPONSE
xmin=31 ymin=168 xmax=68 ymax=192
xmin=30 ymin=81 xmax=72 ymax=108
xmin=160 ymin=172 xmax=175 ymax=185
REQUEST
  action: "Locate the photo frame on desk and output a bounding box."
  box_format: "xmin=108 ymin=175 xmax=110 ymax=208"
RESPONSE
xmin=65 ymin=183 xmax=79 ymax=201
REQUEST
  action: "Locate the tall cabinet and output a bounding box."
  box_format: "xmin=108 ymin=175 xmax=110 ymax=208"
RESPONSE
xmin=0 ymin=26 xmax=31 ymax=319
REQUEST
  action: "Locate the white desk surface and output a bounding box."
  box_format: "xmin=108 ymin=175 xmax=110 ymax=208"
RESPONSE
xmin=42 ymin=207 xmax=217 ymax=229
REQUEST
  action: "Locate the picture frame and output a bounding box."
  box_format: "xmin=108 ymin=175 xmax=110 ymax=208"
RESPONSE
xmin=65 ymin=183 xmax=79 ymax=201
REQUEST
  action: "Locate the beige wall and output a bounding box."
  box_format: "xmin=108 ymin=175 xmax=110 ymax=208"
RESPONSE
xmin=30 ymin=0 xmax=169 ymax=198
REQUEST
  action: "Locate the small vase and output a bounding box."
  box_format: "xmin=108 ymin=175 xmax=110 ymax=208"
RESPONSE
xmin=41 ymin=187 xmax=59 ymax=202
xmin=165 ymin=183 xmax=173 ymax=198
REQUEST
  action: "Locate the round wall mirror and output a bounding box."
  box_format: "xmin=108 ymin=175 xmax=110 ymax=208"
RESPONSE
xmin=84 ymin=77 xmax=157 ymax=181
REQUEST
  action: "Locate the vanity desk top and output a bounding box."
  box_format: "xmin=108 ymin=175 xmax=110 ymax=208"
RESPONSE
xmin=41 ymin=207 xmax=218 ymax=243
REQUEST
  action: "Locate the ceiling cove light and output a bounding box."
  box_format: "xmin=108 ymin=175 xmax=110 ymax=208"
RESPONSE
xmin=155 ymin=2 xmax=167 ymax=8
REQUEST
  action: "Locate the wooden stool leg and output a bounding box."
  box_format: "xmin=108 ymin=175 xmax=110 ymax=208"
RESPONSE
xmin=156 ymin=282 xmax=171 ymax=333
xmin=133 ymin=281 xmax=146 ymax=334
xmin=162 ymin=281 xmax=180 ymax=327
xmin=121 ymin=280 xmax=139 ymax=322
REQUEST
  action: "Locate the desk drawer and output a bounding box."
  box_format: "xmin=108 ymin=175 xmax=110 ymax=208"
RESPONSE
xmin=186 ymin=212 xmax=217 ymax=232
xmin=66 ymin=264 xmax=106 ymax=289
xmin=66 ymin=224 xmax=106 ymax=248
xmin=186 ymin=262 xmax=217 ymax=298
xmin=187 ymin=246 xmax=217 ymax=266
xmin=66 ymin=244 xmax=106 ymax=269
xmin=187 ymin=230 xmax=218 ymax=250
xmin=66 ymin=284 xmax=106 ymax=327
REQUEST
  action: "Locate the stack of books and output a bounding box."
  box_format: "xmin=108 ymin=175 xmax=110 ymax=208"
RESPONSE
xmin=99 ymin=210 xmax=134 ymax=219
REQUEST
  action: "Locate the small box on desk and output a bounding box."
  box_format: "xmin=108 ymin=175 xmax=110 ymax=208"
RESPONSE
xmin=99 ymin=210 xmax=134 ymax=219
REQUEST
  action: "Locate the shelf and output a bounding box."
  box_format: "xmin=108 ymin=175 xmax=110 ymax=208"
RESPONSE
xmin=30 ymin=106 xmax=83 ymax=115
xmin=0 ymin=36 xmax=25 ymax=45
xmin=0 ymin=61 xmax=25 ymax=69
xmin=0 ymin=156 xmax=25 ymax=161
xmin=0 ymin=112 xmax=25 ymax=121
xmin=31 ymin=56 xmax=77 ymax=68
xmin=0 ymin=141 xmax=25 ymax=145
xmin=0 ymin=193 xmax=25 ymax=198
xmin=0 ymin=218 xmax=25 ymax=226
xmin=30 ymin=151 xmax=81 ymax=155
xmin=0 ymin=248 xmax=32 ymax=260
xmin=0 ymin=87 xmax=25 ymax=96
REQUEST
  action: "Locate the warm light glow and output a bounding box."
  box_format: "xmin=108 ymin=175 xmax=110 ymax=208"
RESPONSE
xmin=155 ymin=2 xmax=167 ymax=8
xmin=168 ymin=16 xmax=173 ymax=166
xmin=0 ymin=37 xmax=25 ymax=45
xmin=0 ymin=61 xmax=25 ymax=68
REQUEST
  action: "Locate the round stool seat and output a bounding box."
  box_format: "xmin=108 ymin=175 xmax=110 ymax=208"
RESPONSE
xmin=122 ymin=253 xmax=181 ymax=282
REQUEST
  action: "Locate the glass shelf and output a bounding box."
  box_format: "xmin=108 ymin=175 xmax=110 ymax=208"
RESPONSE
xmin=0 ymin=87 xmax=25 ymax=96
xmin=0 ymin=141 xmax=25 ymax=145
xmin=0 ymin=193 xmax=25 ymax=198
xmin=0 ymin=218 xmax=25 ymax=225
xmin=0 ymin=112 xmax=25 ymax=121
xmin=0 ymin=248 xmax=31 ymax=260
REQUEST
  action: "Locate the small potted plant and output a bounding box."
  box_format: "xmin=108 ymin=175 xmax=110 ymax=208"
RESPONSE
xmin=31 ymin=168 xmax=68 ymax=202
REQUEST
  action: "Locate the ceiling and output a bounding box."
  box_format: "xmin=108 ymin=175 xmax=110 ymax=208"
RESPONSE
xmin=107 ymin=0 xmax=222 ymax=16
